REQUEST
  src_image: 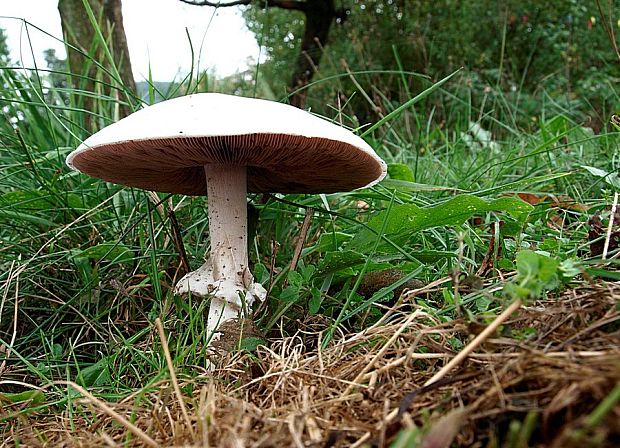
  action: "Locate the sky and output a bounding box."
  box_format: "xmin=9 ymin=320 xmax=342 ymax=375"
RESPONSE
xmin=0 ymin=0 xmax=260 ymax=81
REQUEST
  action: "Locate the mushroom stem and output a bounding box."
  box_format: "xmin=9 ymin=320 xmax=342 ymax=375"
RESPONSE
xmin=205 ymin=164 xmax=249 ymax=332
xmin=175 ymin=164 xmax=266 ymax=345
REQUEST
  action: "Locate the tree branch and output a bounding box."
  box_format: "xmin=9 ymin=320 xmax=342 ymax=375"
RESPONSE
xmin=179 ymin=0 xmax=251 ymax=6
xmin=179 ymin=0 xmax=306 ymax=11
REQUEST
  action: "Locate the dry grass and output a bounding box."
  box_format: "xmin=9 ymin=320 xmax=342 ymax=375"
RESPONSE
xmin=3 ymin=283 xmax=620 ymax=447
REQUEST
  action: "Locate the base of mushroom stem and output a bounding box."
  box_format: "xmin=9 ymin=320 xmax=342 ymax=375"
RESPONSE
xmin=174 ymin=259 xmax=267 ymax=343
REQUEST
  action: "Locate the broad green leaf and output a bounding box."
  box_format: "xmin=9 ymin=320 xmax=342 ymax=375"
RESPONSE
xmin=536 ymin=254 xmax=560 ymax=284
xmin=303 ymin=232 xmax=352 ymax=255
xmin=581 ymin=165 xmax=620 ymax=189
xmin=505 ymin=250 xmax=561 ymax=302
xmin=287 ymin=270 xmax=303 ymax=288
xmin=380 ymin=179 xmax=460 ymax=192
xmin=316 ymin=250 xmax=367 ymax=277
xmin=473 ymin=172 xmax=571 ymax=196
xmin=0 ymin=190 xmax=82 ymax=211
xmin=407 ymin=250 xmax=456 ymax=263
xmin=72 ymin=255 xmax=94 ymax=286
xmin=559 ymin=259 xmax=582 ymax=279
xmin=349 ymin=194 xmax=533 ymax=251
xmin=253 ymin=263 xmax=270 ymax=284
xmin=300 ymin=264 xmax=316 ymax=282
xmin=540 ymin=114 xmax=569 ymax=139
xmin=387 ymin=163 xmax=415 ymax=182
xmin=586 ymin=268 xmax=620 ymax=281
xmin=0 ymin=390 xmax=45 ymax=406
xmin=0 ymin=209 xmax=56 ymax=227
xmin=51 ymin=343 xmax=63 ymax=358
xmin=77 ymin=358 xmax=111 ymax=387
xmin=515 ymin=250 xmax=541 ymax=277
xmin=316 ymin=252 xmax=427 ymax=279
xmin=74 ymin=242 xmax=133 ymax=264
xmin=497 ymin=258 xmax=515 ymax=270
xmin=280 ymin=285 xmax=300 ymax=303
xmin=0 ymin=190 xmax=80 ymax=227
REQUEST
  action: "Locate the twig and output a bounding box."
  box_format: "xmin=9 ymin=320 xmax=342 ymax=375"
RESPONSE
xmin=155 ymin=318 xmax=194 ymax=436
xmin=289 ymin=207 xmax=314 ymax=273
xmin=361 ymin=349 xmax=613 ymax=379
xmin=400 ymin=276 xmax=452 ymax=301
xmin=3 ymin=261 xmax=21 ymax=374
xmin=167 ymin=200 xmax=190 ymax=274
xmin=0 ymin=260 xmax=15 ymax=327
xmin=602 ymin=191 xmax=618 ymax=260
xmin=373 ymin=298 xmax=523 ymax=428
xmin=424 ymin=299 xmax=522 ymax=387
xmin=595 ymin=0 xmax=620 ymax=62
xmin=557 ymin=313 xmax=620 ymax=349
xmin=179 ymin=0 xmax=306 ymax=11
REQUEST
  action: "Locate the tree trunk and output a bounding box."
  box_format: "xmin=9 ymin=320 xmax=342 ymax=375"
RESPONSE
xmin=58 ymin=0 xmax=135 ymax=128
xmin=289 ymin=0 xmax=335 ymax=108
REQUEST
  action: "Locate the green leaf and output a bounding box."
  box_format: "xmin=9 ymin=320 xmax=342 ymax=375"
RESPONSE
xmin=0 ymin=190 xmax=83 ymax=212
xmin=77 ymin=357 xmax=111 ymax=387
xmin=380 ymin=179 xmax=461 ymax=192
xmin=0 ymin=190 xmax=53 ymax=210
xmin=387 ymin=163 xmax=415 ymax=182
xmin=350 ymin=194 xmax=533 ymax=251
xmin=0 ymin=209 xmax=56 ymax=227
xmin=581 ymin=165 xmax=620 ymax=189
xmin=0 ymin=390 xmax=45 ymax=406
xmin=309 ymin=287 xmax=322 ymax=314
xmin=287 ymin=270 xmax=303 ymax=288
xmin=253 ymin=263 xmax=270 ymax=284
xmin=304 ymin=232 xmax=352 ymax=254
xmin=558 ymin=259 xmax=582 ymax=279
xmin=408 ymin=250 xmax=456 ymax=263
xmin=497 ymin=258 xmax=515 ymax=270
xmin=585 ymin=268 xmax=620 ymax=281
xmin=280 ymin=285 xmax=300 ymax=303
xmin=515 ymin=250 xmax=541 ymax=277
xmin=51 ymin=343 xmax=63 ymax=358
xmin=505 ymin=250 xmax=561 ymax=302
xmin=72 ymin=255 xmax=94 ymax=286
xmin=536 ymin=255 xmax=560 ymax=284
xmin=74 ymin=242 xmax=133 ymax=264
xmin=316 ymin=250 xmax=367 ymax=277
xmin=540 ymin=114 xmax=569 ymax=138
xmin=238 ymin=337 xmax=266 ymax=352
xmin=300 ymin=264 xmax=316 ymax=282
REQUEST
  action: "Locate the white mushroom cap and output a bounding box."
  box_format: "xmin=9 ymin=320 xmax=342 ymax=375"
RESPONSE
xmin=66 ymin=93 xmax=386 ymax=195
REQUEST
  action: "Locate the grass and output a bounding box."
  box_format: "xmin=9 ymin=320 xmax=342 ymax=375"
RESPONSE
xmin=1 ymin=16 xmax=620 ymax=447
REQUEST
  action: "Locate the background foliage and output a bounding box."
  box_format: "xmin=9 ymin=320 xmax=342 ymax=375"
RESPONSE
xmin=242 ymin=0 xmax=617 ymax=129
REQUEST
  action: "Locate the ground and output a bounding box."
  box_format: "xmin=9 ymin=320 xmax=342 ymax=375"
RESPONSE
xmin=4 ymin=282 xmax=619 ymax=447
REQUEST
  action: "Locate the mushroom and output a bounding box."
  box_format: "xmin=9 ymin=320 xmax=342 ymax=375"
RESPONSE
xmin=66 ymin=93 xmax=386 ymax=347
